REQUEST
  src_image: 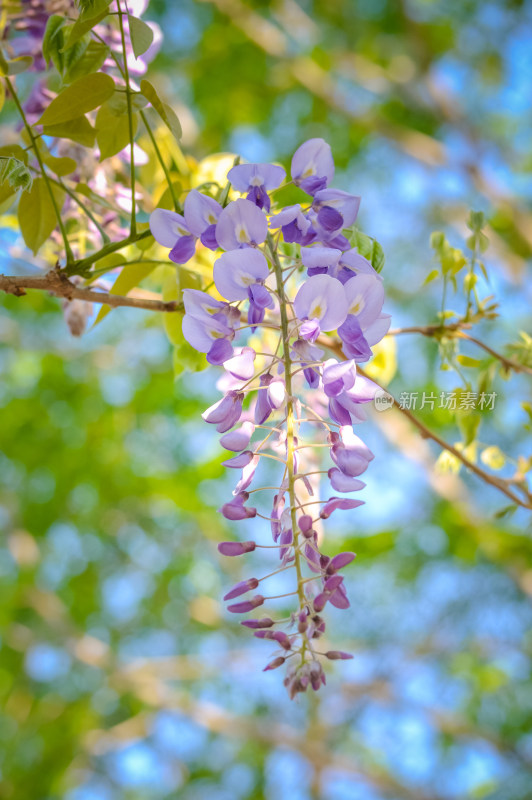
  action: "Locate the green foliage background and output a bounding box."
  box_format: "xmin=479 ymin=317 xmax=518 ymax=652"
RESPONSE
xmin=0 ymin=1 xmax=531 ymax=799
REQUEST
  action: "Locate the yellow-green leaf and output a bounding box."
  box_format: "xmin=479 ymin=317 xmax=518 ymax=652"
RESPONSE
xmin=38 ymin=73 xmax=115 ymax=126
xmin=423 ymin=268 xmax=439 ymax=286
xmin=42 ymin=115 xmax=96 ymax=147
xmin=481 ymin=446 xmax=506 ymax=470
xmin=93 ymin=262 xmax=158 ymax=326
xmin=62 ymin=1 xmax=111 ymax=50
xmin=65 ymin=40 xmax=108 ymax=83
xmin=140 ymin=80 xmax=182 ymax=141
xmin=162 ymin=267 xmax=182 ymax=345
xmin=128 ymin=15 xmax=154 ymax=59
xmin=0 ymin=79 xmax=4 ymax=113
xmin=456 ymin=355 xmax=482 ymax=368
xmin=7 ymin=56 xmax=33 ymax=74
xmin=95 ymin=100 xmax=138 ymax=161
xmin=18 ymin=178 xmax=66 ymax=255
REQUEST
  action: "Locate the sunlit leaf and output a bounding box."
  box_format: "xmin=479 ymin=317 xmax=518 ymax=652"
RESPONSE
xmin=38 ymin=73 xmax=115 ymax=126
xmin=140 ymin=80 xmax=182 ymax=141
xmin=93 ymin=262 xmax=158 ymax=326
xmin=63 ymin=0 xmax=111 ymax=49
xmin=0 ymin=156 xmax=33 ymax=193
xmin=18 ymin=178 xmax=65 ymax=255
xmin=128 ymin=15 xmax=154 ymax=59
xmin=42 ymin=115 xmax=96 ymax=147
xmin=95 ymin=99 xmax=138 ymax=161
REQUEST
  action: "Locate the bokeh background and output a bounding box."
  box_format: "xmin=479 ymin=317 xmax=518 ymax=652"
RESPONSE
xmin=1 ymin=1 xmax=532 ymax=798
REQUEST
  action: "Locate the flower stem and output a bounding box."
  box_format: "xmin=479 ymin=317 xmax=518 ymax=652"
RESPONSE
xmin=5 ymin=75 xmax=74 ymax=264
xmin=140 ymin=110 xmax=180 ymax=213
xmin=117 ymin=0 xmax=136 ymax=236
xmin=269 ymin=233 xmax=307 ymax=663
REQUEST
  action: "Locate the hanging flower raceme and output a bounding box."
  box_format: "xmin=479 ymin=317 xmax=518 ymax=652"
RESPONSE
xmin=151 ymin=139 xmax=389 ymax=698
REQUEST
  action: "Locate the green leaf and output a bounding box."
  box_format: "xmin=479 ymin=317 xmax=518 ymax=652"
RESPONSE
xmin=106 ymin=91 xmax=148 ymax=115
xmin=456 ymin=355 xmax=482 ymax=368
xmin=42 ymin=115 xmax=96 ymax=147
xmin=162 ymin=268 xmax=182 ymax=345
xmin=38 ymin=73 xmax=115 ymax=126
xmin=0 ymin=79 xmax=4 ymax=113
xmin=370 ymin=238 xmax=385 ymax=273
xmin=18 ymin=178 xmax=66 ymax=255
xmin=93 ymin=262 xmax=158 ymax=326
xmin=45 ymin=156 xmax=78 ymax=177
xmin=0 ymin=156 xmax=33 ymax=192
xmin=65 ymin=40 xmax=109 ymax=83
xmin=494 ymin=504 xmax=517 ymax=519
xmin=7 ymin=56 xmax=33 ymax=75
xmin=63 ymin=1 xmax=111 ymax=50
xmin=42 ymin=15 xmax=66 ymax=70
xmin=350 ymin=230 xmax=385 ymax=272
xmin=423 ymin=268 xmax=440 ymax=286
xmin=128 ymin=15 xmax=154 ymax=59
xmin=140 ymin=80 xmax=182 ymax=141
xmin=0 ymin=146 xmax=29 ymax=206
xmin=75 ymin=0 xmax=112 ymax=21
xmin=95 ymin=99 xmax=138 ymax=160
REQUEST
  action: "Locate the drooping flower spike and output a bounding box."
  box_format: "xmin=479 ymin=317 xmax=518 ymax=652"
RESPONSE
xmin=151 ymin=139 xmax=389 ymax=698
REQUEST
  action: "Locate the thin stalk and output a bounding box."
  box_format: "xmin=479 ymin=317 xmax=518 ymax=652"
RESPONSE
xmin=5 ymin=75 xmax=74 ymax=264
xmin=140 ymin=109 xmax=180 ymax=213
xmin=117 ymin=0 xmax=136 ymax=236
xmin=269 ymin=233 xmax=307 ymax=664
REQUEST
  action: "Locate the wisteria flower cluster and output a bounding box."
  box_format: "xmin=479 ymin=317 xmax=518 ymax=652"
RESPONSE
xmin=157 ymin=140 xmax=391 ymax=696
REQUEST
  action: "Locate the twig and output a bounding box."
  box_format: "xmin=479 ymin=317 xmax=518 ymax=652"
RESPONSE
xmin=117 ymin=0 xmax=137 ymax=236
xmin=388 ymin=324 xmax=532 ymax=377
xmin=0 ymin=271 xmax=181 ymax=313
xmin=4 ymin=75 xmax=74 ymax=264
xmin=318 ymin=335 xmax=532 ymax=510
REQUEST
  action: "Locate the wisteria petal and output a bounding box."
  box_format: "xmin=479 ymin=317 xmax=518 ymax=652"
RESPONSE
xmin=169 ymin=235 xmax=196 ymax=264
xmin=340 ymin=248 xmax=381 ymax=279
xmin=294 ymin=274 xmax=348 ymax=332
xmin=149 ymin=208 xmax=189 ymax=247
xmin=228 ymin=162 xmax=285 ymax=192
xmin=320 ymin=497 xmax=364 ymax=518
xmin=184 ymin=189 xmax=222 ymax=237
xmin=214 ymin=249 xmax=270 ymax=301
xmin=344 ymin=274 xmax=385 ymax=328
xmin=291 ymin=138 xmax=334 ymax=189
xmin=328 ymin=468 xmax=366 ymax=493
xmin=224 ymin=347 xmax=256 ymax=380
xmin=313 ymin=189 xmax=361 ymax=228
xmin=301 ymin=247 xmax=341 ymax=273
xmin=364 ymin=313 xmax=392 ymax=346
xmin=220 ymin=421 xmax=255 ymax=451
xmin=215 ymin=198 xmax=268 ymax=250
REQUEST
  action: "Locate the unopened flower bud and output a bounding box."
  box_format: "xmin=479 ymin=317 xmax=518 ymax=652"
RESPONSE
xmin=218 ymin=540 xmax=256 ymax=556
xmin=223 ymin=577 xmax=259 ymax=601
xmin=325 ymin=650 xmax=353 ymax=660
xmin=227 ymin=594 xmax=264 ymax=613
xmin=263 ymin=656 xmax=285 ymax=672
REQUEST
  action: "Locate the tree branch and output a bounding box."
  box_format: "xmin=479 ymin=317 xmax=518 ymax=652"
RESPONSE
xmin=388 ymin=324 xmax=532 ymax=377
xmin=318 ymin=335 xmax=532 ymax=510
xmin=0 ymin=271 xmax=181 ymax=313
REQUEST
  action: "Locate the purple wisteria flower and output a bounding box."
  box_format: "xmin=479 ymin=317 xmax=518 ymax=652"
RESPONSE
xmin=228 ymin=163 xmax=285 ymax=211
xmin=213 ymin=249 xmax=274 ymax=327
xmin=215 ymin=198 xmax=268 ymax=250
xmin=151 ymin=137 xmax=390 ymax=697
xmin=293 ymin=274 xmax=348 ymax=339
xmin=291 ymin=138 xmax=334 ymax=195
xmin=149 ymin=189 xmax=222 ymax=263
